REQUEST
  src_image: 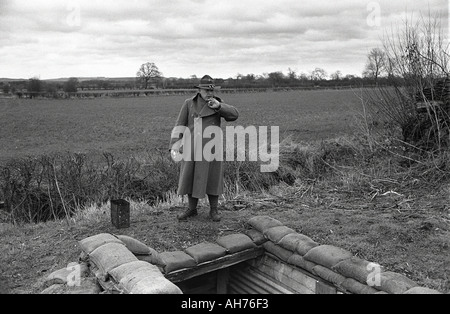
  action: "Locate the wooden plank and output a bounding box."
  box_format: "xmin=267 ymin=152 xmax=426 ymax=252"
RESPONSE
xmin=252 ymin=263 xmax=315 ymax=294
xmin=259 ymin=253 xmax=349 ymax=294
xmin=316 ymin=281 xmax=337 ymax=295
xmin=166 ymin=247 xmax=264 ymax=283
xmin=249 ymin=255 xmax=316 ymax=294
xmin=229 ymin=282 xmax=250 ymax=294
xmin=231 ymin=268 xmax=287 ymax=294
xmin=217 ymin=268 xmax=229 ymax=294
xmin=241 ymin=268 xmax=296 ymax=294
xmin=261 ymin=253 xmax=320 ymax=286
xmin=262 ymin=255 xmax=317 ymax=291
xmin=229 ymin=273 xmax=264 ymax=294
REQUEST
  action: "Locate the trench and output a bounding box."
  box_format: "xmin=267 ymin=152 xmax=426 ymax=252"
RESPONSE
xmin=166 ymin=249 xmax=339 ymax=295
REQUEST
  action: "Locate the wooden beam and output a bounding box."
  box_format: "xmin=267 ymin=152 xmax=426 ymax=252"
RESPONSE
xmin=166 ymin=247 xmax=264 ymax=283
xmin=238 ymin=268 xmax=296 ymax=294
xmin=261 ymin=253 xmax=348 ymax=294
xmin=217 ymin=268 xmax=230 ymax=294
xmin=248 ymin=256 xmax=316 ymax=294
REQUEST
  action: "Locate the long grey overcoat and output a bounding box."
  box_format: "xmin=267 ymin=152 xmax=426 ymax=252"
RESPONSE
xmin=169 ymin=93 xmax=239 ymax=199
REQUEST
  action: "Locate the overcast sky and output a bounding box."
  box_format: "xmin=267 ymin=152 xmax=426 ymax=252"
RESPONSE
xmin=0 ymin=0 xmax=448 ymax=79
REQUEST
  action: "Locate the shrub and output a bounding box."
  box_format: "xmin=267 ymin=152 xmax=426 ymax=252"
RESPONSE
xmin=0 ymin=152 xmax=179 ymax=224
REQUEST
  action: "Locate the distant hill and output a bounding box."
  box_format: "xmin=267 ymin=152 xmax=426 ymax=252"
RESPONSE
xmin=45 ymin=77 xmax=137 ymax=83
xmin=0 ymin=77 xmax=138 ymax=83
xmin=0 ymin=78 xmax=28 ymax=82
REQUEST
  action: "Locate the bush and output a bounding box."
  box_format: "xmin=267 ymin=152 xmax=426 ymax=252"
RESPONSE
xmin=0 ymin=152 xmax=179 ymax=224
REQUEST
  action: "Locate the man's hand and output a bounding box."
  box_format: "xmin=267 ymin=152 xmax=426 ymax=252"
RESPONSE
xmin=207 ymin=98 xmax=221 ymax=110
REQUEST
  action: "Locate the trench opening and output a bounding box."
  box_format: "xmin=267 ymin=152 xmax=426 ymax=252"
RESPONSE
xmin=167 ymin=251 xmax=341 ymax=295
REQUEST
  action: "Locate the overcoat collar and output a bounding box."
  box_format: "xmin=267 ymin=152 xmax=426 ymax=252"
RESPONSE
xmin=191 ymin=93 xmax=222 ymax=118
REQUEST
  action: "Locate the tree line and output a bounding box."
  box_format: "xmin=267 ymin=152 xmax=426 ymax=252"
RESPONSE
xmin=0 ymin=55 xmax=411 ymax=99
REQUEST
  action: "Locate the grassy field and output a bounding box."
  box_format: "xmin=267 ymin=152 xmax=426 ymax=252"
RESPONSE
xmin=0 ymin=89 xmax=448 ymax=294
xmin=0 ymin=89 xmax=363 ymax=162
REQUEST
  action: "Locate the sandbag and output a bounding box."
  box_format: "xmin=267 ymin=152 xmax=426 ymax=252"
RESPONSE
xmin=303 ymin=245 xmax=353 ymax=269
xmin=109 ymin=261 xmax=159 ymax=283
xmin=332 ymin=257 xmax=383 ymax=285
xmin=131 ymin=276 xmax=183 ymax=294
xmin=65 ymin=278 xmax=102 ymax=295
xmin=263 ymin=242 xmax=293 ymax=262
xmin=404 ymin=287 xmax=442 ymax=294
xmin=216 ymin=233 xmax=257 ymax=254
xmin=312 ymin=265 xmax=346 ymax=286
xmin=278 ymin=233 xmax=313 ymax=252
xmin=89 ymin=242 xmax=138 ymax=281
xmin=41 ymin=278 xmax=101 ymax=295
xmin=185 ymin=242 xmax=227 ymax=264
xmin=278 ymin=233 xmax=319 ymax=255
xmin=159 ymin=251 xmax=197 ymax=274
xmin=264 ymin=226 xmax=296 ymax=244
xmin=40 ymin=284 xmax=65 ymax=294
xmin=245 ymin=229 xmax=267 ymax=245
xmin=287 ymin=254 xmax=317 ymax=273
xmin=136 ymin=248 xmax=165 ymax=267
xmin=114 ymin=235 xmax=151 ymax=255
xmin=119 ymin=266 xmax=164 ymax=293
xmin=247 ymin=216 xmax=283 ymax=234
xmin=78 ymin=233 xmax=123 ymax=255
xmin=378 ymin=271 xmax=418 ymax=294
xmin=341 ymin=278 xmax=380 ymax=294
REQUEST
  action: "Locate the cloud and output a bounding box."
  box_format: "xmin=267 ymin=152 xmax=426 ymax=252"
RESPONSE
xmin=0 ymin=0 xmax=447 ymax=79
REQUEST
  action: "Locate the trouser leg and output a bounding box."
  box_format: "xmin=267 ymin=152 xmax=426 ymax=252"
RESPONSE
xmin=188 ymin=195 xmax=199 ymax=211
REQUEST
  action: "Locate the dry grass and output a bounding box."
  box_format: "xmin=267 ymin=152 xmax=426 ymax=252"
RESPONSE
xmin=1 ymin=90 xmax=449 ymax=294
xmin=1 ymin=178 xmax=448 ymax=294
xmin=1 ymin=133 xmax=449 ymax=294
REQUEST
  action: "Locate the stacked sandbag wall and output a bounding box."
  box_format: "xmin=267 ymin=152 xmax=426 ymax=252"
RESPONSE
xmin=41 ymin=215 xmax=442 ymax=294
xmin=41 ymin=231 xmax=260 ymax=294
xmin=241 ymin=216 xmax=442 ymax=294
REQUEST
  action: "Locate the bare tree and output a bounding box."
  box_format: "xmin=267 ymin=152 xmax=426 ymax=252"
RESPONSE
xmin=136 ymin=62 xmax=162 ymax=89
xmin=311 ymin=68 xmax=328 ymax=81
xmin=287 ymin=68 xmax=297 ymax=79
xmin=383 ymin=12 xmax=449 ymax=89
xmin=364 ymin=11 xmax=450 ymax=150
xmin=330 ymin=70 xmax=343 ymax=81
xmin=362 ymin=48 xmax=386 ymax=80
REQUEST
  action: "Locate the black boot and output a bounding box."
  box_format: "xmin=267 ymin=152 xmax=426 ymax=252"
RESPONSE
xmin=208 ymin=195 xmax=221 ymax=222
xmin=177 ymin=208 xmax=198 ymax=221
xmin=178 ymin=195 xmax=198 ymax=221
xmin=209 ymin=207 xmax=221 ymax=222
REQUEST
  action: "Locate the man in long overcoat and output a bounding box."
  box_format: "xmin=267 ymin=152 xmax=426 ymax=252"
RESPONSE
xmin=169 ymin=75 xmax=239 ymax=221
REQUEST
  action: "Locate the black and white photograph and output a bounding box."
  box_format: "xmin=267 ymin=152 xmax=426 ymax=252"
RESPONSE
xmin=0 ymin=0 xmax=448 ymax=297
